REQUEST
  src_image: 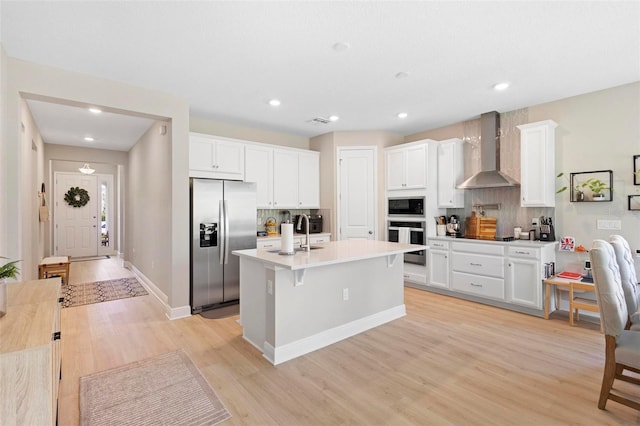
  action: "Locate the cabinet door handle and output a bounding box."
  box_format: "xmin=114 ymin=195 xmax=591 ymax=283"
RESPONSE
xmin=470 ymin=262 xmax=482 ymax=267
xmin=470 ymin=283 xmax=483 ymax=287
xmin=515 ymin=251 xmax=531 ymax=255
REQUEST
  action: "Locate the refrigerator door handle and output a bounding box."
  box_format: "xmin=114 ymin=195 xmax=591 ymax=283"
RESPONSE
xmin=219 ymin=199 xmax=225 ymax=265
xmin=224 ymin=199 xmax=230 ymax=264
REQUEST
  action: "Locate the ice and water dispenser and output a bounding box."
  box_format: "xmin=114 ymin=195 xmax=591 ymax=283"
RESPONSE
xmin=199 ymin=223 xmax=218 ymax=247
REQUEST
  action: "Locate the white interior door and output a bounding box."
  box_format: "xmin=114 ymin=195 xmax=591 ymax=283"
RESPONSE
xmin=337 ymin=147 xmax=376 ymax=240
xmin=55 ymin=172 xmax=98 ymax=257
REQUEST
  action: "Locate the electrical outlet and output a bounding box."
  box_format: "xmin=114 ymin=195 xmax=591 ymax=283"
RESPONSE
xmin=342 ymin=288 xmax=349 ymax=301
xmin=267 ymin=280 xmax=273 ymax=295
xmin=597 ymin=219 xmax=621 ymax=230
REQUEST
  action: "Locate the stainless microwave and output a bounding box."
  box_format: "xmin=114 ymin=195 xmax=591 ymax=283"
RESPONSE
xmin=388 ymin=197 xmax=425 ymax=216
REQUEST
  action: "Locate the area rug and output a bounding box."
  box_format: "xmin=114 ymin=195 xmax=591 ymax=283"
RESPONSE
xmin=80 ymin=350 xmax=231 ymax=426
xmin=61 ymin=277 xmax=148 ymax=308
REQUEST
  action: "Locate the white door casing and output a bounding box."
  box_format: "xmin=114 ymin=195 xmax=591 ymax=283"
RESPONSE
xmin=54 ymin=172 xmax=98 ymax=257
xmin=337 ymin=147 xmax=376 ymax=240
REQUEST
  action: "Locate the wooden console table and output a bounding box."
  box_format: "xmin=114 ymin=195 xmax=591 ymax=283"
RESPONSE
xmin=544 ymin=276 xmax=599 ymax=326
xmin=0 ymin=278 xmax=62 ymax=425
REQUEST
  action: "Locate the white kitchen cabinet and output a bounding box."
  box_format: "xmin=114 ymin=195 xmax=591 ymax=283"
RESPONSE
xmin=272 ymin=149 xmax=299 ymax=208
xmin=245 ymin=145 xmax=274 ymax=208
xmin=385 ymin=142 xmax=427 ymax=190
xmin=517 ymin=120 xmax=558 ymax=207
xmin=427 ymin=239 xmax=450 ymax=288
xmin=297 ymin=151 xmax=320 ymax=208
xmin=246 ymin=145 xmax=320 ymax=209
xmin=437 ymin=138 xmax=464 ymax=208
xmin=506 ymin=245 xmax=555 ymax=309
xmin=309 ymin=234 xmax=330 ymax=243
xmin=189 ymin=133 xmax=244 ymax=180
xmin=451 ymin=242 xmax=505 ymax=301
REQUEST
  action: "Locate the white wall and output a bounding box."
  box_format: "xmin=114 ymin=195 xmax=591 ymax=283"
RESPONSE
xmin=190 ymin=116 xmax=309 ymax=149
xmin=126 ymin=121 xmax=172 ymax=298
xmin=3 ymin=57 xmax=190 ymax=311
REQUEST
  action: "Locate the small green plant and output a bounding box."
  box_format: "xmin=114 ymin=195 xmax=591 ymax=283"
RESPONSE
xmin=0 ymin=257 xmax=20 ymax=280
xmin=581 ymin=178 xmax=610 ymax=195
xmin=556 ymin=172 xmax=581 ymax=194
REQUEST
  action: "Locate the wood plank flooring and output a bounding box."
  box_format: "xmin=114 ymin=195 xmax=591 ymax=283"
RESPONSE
xmin=58 ymin=257 xmax=640 ymax=425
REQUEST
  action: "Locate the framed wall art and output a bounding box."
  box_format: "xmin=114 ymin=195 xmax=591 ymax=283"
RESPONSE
xmin=634 ymin=155 xmax=640 ymax=185
xmin=629 ymin=195 xmax=640 ymax=211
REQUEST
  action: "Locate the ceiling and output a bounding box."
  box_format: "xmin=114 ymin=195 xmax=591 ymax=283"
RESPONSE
xmin=2 ymin=1 xmax=639 ymax=150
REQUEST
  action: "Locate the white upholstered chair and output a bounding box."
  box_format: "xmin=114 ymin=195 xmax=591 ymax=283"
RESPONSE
xmin=609 ymin=234 xmax=640 ymax=331
xmin=589 ymin=239 xmax=640 ymax=411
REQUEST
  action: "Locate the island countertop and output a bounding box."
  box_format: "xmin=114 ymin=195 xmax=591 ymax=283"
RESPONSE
xmin=232 ymin=239 xmax=426 ymax=271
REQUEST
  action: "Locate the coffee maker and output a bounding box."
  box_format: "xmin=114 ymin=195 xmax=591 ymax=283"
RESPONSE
xmin=446 ymin=215 xmax=462 ymax=237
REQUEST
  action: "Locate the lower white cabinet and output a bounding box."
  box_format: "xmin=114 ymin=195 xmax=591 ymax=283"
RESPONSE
xmin=425 ymin=238 xmax=557 ymax=315
xmin=257 ymin=233 xmax=331 ymax=250
xmin=427 ymin=239 xmax=450 ymax=288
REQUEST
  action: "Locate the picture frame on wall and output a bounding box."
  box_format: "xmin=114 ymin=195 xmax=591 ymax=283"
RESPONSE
xmin=629 ymin=195 xmax=640 ymax=211
xmin=634 ymin=155 xmax=640 ymax=185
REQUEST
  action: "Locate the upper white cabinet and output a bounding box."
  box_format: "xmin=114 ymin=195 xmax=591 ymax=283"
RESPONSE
xmin=386 ymin=142 xmax=427 ymax=190
xmin=517 ymin=120 xmax=558 ymax=207
xmin=437 ymin=138 xmax=464 ymax=208
xmin=245 ymin=144 xmax=320 ymax=209
xmin=297 ymin=151 xmax=320 ymax=208
xmin=189 ymin=133 xmax=244 ymax=180
xmin=245 ymin=144 xmax=274 ymax=207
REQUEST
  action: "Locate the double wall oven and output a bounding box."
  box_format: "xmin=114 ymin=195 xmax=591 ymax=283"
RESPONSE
xmin=387 ymin=196 xmax=427 ymax=265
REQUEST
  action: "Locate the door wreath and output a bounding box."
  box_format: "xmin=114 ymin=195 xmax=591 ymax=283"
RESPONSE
xmin=64 ymin=186 xmax=90 ymax=208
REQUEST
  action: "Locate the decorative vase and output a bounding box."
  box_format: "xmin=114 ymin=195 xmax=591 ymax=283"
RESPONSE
xmin=593 ymin=193 xmax=605 ymax=201
xmin=0 ymin=279 xmax=7 ymax=318
xmin=575 ymin=191 xmax=585 ymax=202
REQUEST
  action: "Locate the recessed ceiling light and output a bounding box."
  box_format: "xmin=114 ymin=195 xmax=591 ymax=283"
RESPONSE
xmin=397 ymin=112 xmax=408 ymax=119
xmin=269 ymin=99 xmax=281 ymax=107
xmin=84 ymin=136 xmax=95 ymax=142
xmin=395 ymin=71 xmax=410 ymax=79
xmin=88 ymin=107 xmax=102 ymax=114
xmin=493 ymin=82 xmax=510 ymax=91
xmin=329 ymin=115 xmax=339 ymax=122
xmin=332 ymin=42 xmax=350 ymax=52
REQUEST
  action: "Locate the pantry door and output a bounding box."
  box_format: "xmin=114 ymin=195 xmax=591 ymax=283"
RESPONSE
xmin=54 ymin=172 xmax=99 ymax=257
xmin=337 ymin=147 xmax=377 ymax=240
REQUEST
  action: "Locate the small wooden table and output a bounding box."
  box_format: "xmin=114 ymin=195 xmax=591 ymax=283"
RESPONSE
xmin=38 ymin=256 xmax=70 ymax=285
xmin=544 ymin=276 xmax=599 ymax=326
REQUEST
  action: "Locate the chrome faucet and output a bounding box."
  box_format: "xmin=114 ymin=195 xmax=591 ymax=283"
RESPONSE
xmin=298 ymin=214 xmax=310 ymax=252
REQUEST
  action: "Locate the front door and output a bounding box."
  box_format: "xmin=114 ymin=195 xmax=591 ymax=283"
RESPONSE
xmin=337 ymin=147 xmax=376 ymax=240
xmin=55 ymin=172 xmax=99 ymax=257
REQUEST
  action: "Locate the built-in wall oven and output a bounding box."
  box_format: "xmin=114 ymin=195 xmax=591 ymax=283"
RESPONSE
xmin=388 ymin=220 xmax=426 ymax=265
xmin=388 ymin=197 xmax=425 ymax=217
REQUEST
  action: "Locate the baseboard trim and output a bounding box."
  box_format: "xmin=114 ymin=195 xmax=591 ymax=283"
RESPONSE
xmin=264 ymin=304 xmax=406 ymax=365
xmin=125 ymin=262 xmax=190 ymax=320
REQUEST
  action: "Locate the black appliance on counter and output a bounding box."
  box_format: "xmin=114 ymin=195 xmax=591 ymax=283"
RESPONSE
xmin=295 ymin=214 xmax=323 ymax=234
xmin=539 ymin=217 xmax=556 ymax=242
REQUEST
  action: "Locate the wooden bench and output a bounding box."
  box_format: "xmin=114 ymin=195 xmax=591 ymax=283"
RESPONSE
xmin=38 ymin=256 xmax=70 ymax=285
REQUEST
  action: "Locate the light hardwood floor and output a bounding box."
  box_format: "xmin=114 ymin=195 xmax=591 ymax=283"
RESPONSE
xmin=58 ymin=257 xmax=640 ymax=425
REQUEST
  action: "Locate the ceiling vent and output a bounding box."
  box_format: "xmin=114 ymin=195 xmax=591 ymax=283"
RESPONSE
xmin=307 ymin=117 xmax=331 ymax=125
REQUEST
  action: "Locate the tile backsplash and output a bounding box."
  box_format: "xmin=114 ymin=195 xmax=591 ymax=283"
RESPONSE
xmin=448 ymin=187 xmax=554 ymax=238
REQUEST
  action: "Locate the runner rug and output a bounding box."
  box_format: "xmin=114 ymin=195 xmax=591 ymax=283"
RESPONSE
xmin=80 ymin=350 xmax=231 ymax=426
xmin=61 ymin=277 xmax=148 ymax=308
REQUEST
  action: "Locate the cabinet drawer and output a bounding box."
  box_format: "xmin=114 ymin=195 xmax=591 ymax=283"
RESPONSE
xmin=507 ymin=246 xmax=540 ymax=259
xmin=451 ymin=241 xmax=504 ymax=256
xmin=451 ymin=252 xmax=504 ymax=278
xmin=428 ymin=240 xmax=450 ymax=250
xmin=257 ymin=239 xmax=281 ymax=250
xmin=309 ymin=235 xmax=330 ymax=243
xmin=451 ymin=272 xmax=505 ymax=300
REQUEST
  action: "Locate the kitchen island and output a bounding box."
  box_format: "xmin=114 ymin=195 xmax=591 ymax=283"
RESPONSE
xmin=232 ymin=240 xmax=426 ymax=365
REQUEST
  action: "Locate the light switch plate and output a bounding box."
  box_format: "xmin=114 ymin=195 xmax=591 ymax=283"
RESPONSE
xmin=597 ymin=219 xmax=621 ymax=230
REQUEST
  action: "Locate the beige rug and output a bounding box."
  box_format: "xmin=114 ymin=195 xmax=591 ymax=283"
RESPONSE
xmin=80 ymin=350 xmax=231 ymax=426
xmin=62 ymin=277 xmax=148 ymax=308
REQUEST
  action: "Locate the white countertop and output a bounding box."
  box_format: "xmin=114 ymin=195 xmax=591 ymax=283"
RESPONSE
xmin=233 ymin=239 xmax=426 ymax=271
xmin=427 ymin=236 xmax=558 ymax=248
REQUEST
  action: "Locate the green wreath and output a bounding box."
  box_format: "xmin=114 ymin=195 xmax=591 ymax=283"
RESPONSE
xmin=64 ymin=186 xmax=90 ymax=208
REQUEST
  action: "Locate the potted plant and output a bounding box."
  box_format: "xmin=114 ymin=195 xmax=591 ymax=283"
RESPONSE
xmin=0 ymin=257 xmax=20 ymax=318
xmin=581 ymin=178 xmax=610 ymax=201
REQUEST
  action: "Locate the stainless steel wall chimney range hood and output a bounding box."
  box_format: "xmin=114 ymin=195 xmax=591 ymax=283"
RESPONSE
xmin=457 ymin=111 xmax=520 ymax=189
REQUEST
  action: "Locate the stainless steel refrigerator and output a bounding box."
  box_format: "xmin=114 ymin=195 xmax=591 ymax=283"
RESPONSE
xmin=190 ymin=178 xmax=256 ymax=313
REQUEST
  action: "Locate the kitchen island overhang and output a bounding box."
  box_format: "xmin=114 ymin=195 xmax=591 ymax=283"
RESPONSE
xmin=233 ymin=240 xmax=427 ymax=365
